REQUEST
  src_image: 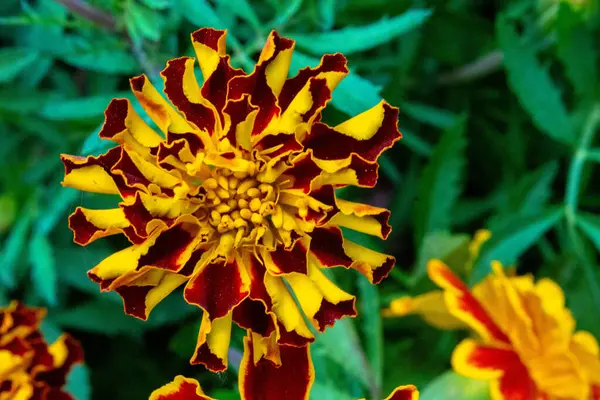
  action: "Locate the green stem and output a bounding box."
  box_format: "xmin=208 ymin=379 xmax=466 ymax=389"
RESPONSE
xmin=564 ymin=104 xmax=600 ymax=310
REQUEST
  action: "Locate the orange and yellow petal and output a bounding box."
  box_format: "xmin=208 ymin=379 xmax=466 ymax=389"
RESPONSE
xmin=427 ymin=260 xmax=508 ymax=343
xmin=68 ymin=207 xmax=130 ymax=245
xmin=382 ymin=291 xmax=466 ymax=330
xmin=329 ymin=199 xmax=391 ymax=240
xmin=239 ymin=336 xmax=314 ymax=400
xmin=60 ymin=147 xmax=122 ymax=195
xmin=343 ymin=240 xmax=395 ymax=284
xmin=379 ymin=385 xmax=419 ymax=400
xmin=150 ymin=375 xmax=214 ymax=400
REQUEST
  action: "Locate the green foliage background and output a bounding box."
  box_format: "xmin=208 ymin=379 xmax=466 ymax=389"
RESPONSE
xmin=1 ymin=0 xmax=600 ymax=398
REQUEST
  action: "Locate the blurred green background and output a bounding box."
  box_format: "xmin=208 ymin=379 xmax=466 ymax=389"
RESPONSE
xmin=1 ymin=0 xmax=600 ymax=399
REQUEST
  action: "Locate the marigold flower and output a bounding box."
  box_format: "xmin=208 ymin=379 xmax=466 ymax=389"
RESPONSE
xmin=387 ymin=259 xmax=600 ymax=400
xmin=0 ymin=301 xmax=84 ymax=400
xmin=60 ymin=27 xmax=400 ymax=392
xmin=150 ymin=374 xmax=418 ymax=400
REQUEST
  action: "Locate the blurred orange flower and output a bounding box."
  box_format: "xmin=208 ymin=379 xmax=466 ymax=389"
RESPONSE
xmin=0 ymin=301 xmax=83 ymax=400
xmin=61 ymin=27 xmax=400 ymax=399
xmin=387 ymin=258 xmax=600 ymax=400
xmin=150 ymin=374 xmax=418 ymax=400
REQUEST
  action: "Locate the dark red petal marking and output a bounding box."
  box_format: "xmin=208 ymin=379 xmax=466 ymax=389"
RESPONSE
xmin=313 ymin=298 xmax=357 ymax=332
xmin=347 ymin=155 xmax=379 ymax=187
xmin=270 ymin=241 xmax=309 ymax=275
xmin=184 ymin=259 xmax=250 ymax=320
xmin=68 ymin=208 xmax=119 ymax=246
xmin=223 ymin=95 xmax=257 ymax=146
xmin=254 ymin=133 xmax=303 ymax=159
xmin=277 ymin=321 xmax=314 ymax=347
xmin=301 ymin=77 xmax=331 ymax=123
xmin=232 ymin=298 xmax=275 ymax=337
xmin=286 ymin=155 xmax=321 ymax=194
xmin=115 ymin=285 xmax=153 ymax=320
xmin=240 ymin=338 xmax=314 ymax=400
xmin=190 ymin=340 xmax=227 ymax=372
xmin=202 ymin=57 xmax=245 ymax=126
xmin=305 ymin=185 xmax=339 ymax=225
xmin=309 ymin=227 xmax=352 ymax=268
xmin=137 ymin=224 xmax=195 ymax=272
xmin=162 ymin=57 xmax=217 ymax=134
xmin=303 ymin=103 xmax=400 ymax=162
xmin=99 ymin=98 xmax=128 ymax=140
xmin=279 ymin=53 xmax=348 ymax=113
xmin=191 ymin=28 xmax=225 ymax=51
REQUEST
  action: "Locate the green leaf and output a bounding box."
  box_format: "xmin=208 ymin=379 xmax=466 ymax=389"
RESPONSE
xmin=128 ymin=2 xmax=162 ymax=42
xmin=177 ymin=0 xmax=227 ymax=29
xmin=576 ymin=212 xmax=600 ymax=252
xmin=292 ymin=9 xmax=432 ymax=55
xmin=40 ymin=92 xmax=131 ymax=120
xmin=421 ymin=370 xmax=490 ymax=400
xmin=0 ymin=212 xmax=33 ymax=286
xmin=358 ymin=275 xmax=382 ymax=392
xmin=413 ymin=232 xmax=471 ymax=282
xmin=29 ymin=234 xmax=57 ymax=306
xmin=318 ymin=0 xmax=336 ymax=30
xmin=310 ymin=382 xmax=355 ymax=400
xmin=496 ymin=16 xmax=574 ymax=144
xmin=399 ymin=127 xmax=433 ymax=157
xmin=556 ymin=3 xmax=598 ymax=100
xmin=65 ymin=364 xmax=91 ymax=400
xmin=54 ymin=300 xmax=146 ymax=336
xmin=291 ymin=51 xmax=381 ymax=117
xmin=216 ymin=0 xmax=261 ymax=30
xmin=401 ymin=101 xmax=457 ymax=129
xmin=169 ymin=318 xmax=201 ymax=358
xmin=414 ymin=117 xmax=467 ymax=245
xmin=142 ymin=0 xmax=170 ymax=9
xmin=471 ymin=208 xmax=563 ymax=283
xmin=314 ymin=318 xmax=371 ymax=390
xmin=0 ymin=48 xmax=38 ymax=83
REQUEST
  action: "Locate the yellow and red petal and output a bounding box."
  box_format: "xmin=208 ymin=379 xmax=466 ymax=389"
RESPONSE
xmin=264 ymin=274 xmax=314 ymax=345
xmin=191 ymin=28 xmax=227 ymax=82
xmin=115 ymin=269 xmax=188 ymax=320
xmin=286 ymin=264 xmax=356 ymax=331
xmin=61 ymin=147 xmax=125 ymax=196
xmin=342 ymin=240 xmax=395 ymax=284
xmin=99 ymin=98 xmax=163 ymax=158
xmin=303 ymin=185 xmax=339 ymax=225
xmin=303 ymin=101 xmax=401 ymax=172
xmin=382 ymin=291 xmax=467 ymax=330
xmin=451 ymin=339 xmax=520 ymax=380
xmin=261 ymin=240 xmax=309 ymax=276
xmin=279 ymin=53 xmax=348 ymax=113
xmin=156 ymin=139 xmax=196 ymax=172
xmin=129 ymin=74 xmax=193 ymax=135
xmin=36 ymin=334 xmax=84 ymax=388
xmin=190 ymin=312 xmax=232 ymax=371
xmin=150 ymin=375 xmax=214 ymax=400
xmin=365 ymin=385 xmax=419 ymax=400
xmin=239 ymin=336 xmax=314 ymax=400
xmin=161 ymin=57 xmax=217 ymax=138
xmin=184 ymin=258 xmax=251 ymax=320
xmin=228 ymin=31 xmax=294 ymax=135
xmin=308 ymin=226 xmax=353 ymax=269
xmin=283 ymin=153 xmax=322 ymax=194
xmin=222 ymin=95 xmax=258 ymax=150
xmin=427 ymin=260 xmax=509 ymax=343
xmin=312 ymin=155 xmax=379 ymax=189
xmin=330 ymin=199 xmax=391 ymax=240
xmin=68 ymin=207 xmax=130 ymax=245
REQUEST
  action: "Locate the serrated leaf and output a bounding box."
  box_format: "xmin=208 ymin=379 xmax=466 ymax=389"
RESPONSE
xmin=29 ymin=234 xmax=57 ymax=306
xmin=292 ymin=9 xmax=432 ymax=55
xmin=471 ymin=208 xmax=563 ymax=283
xmin=413 ymin=232 xmax=471 ymax=282
xmin=0 ymin=48 xmax=38 ymax=83
xmin=497 ymin=16 xmax=574 ymax=144
xmin=414 ymin=117 xmax=467 ymax=245
xmin=556 ymin=3 xmax=597 ymax=100
xmin=421 ymin=370 xmax=490 ymax=400
xmin=54 ymin=300 xmax=146 ymax=336
xmin=40 ymin=92 xmax=131 ymax=120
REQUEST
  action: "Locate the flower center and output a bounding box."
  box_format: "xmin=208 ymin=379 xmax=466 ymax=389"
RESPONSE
xmin=201 ymin=167 xmax=277 ymax=247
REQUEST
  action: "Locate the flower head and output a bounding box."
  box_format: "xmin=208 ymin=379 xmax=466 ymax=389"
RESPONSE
xmin=0 ymin=301 xmax=84 ymax=400
xmin=61 ymin=28 xmax=400 ymax=378
xmin=387 ymin=256 xmax=600 ymax=399
xmin=150 ymin=374 xmax=418 ymax=400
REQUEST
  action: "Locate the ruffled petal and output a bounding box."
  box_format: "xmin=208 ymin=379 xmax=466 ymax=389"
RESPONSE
xmin=239 ymin=336 xmax=314 ymax=400
xmin=379 ymin=385 xmax=419 ymax=400
xmin=68 ymin=207 xmax=130 ymax=245
xmin=99 ymin=98 xmax=163 ymax=159
xmin=61 ymin=147 xmax=122 ymax=195
xmin=190 ymin=28 xmax=227 ymax=82
xmin=428 ymin=260 xmax=509 ymax=344
xmin=184 ymin=258 xmax=251 ymax=320
xmin=302 ymin=101 xmax=401 ymax=172
xmin=329 ymin=198 xmax=391 ymax=239
xmin=342 ymin=240 xmax=395 ymax=284
xmin=161 ymin=57 xmax=217 ymax=137
xmin=130 ymin=74 xmax=193 ymax=135
xmin=311 ymin=155 xmax=379 ymax=189
xmin=381 ymin=291 xmax=467 ymax=330
xmin=150 ymin=375 xmax=214 ymax=400
xmin=264 ymin=273 xmax=314 ymax=345
xmin=286 ymin=263 xmax=356 ymax=331
xmin=114 ymin=269 xmax=188 ymax=320
xmin=261 ymin=240 xmax=309 ymax=276
xmin=308 ymin=226 xmax=352 ymax=268
xmin=190 ymin=312 xmax=232 ymax=371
